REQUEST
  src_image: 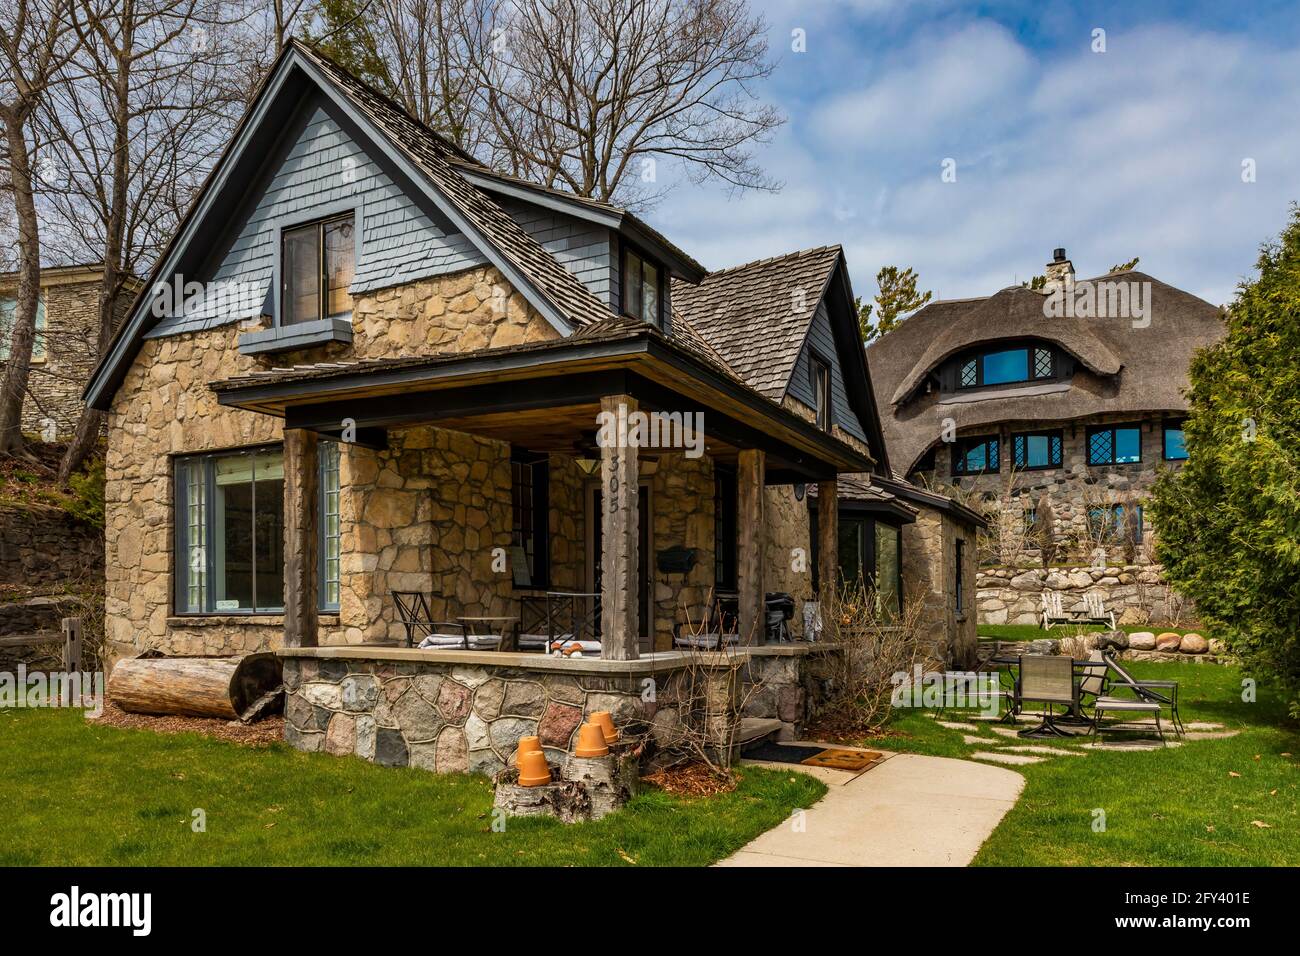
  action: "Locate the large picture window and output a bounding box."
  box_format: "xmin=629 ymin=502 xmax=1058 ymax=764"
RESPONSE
xmin=511 ymin=450 xmax=549 ymax=587
xmin=281 ymin=213 xmax=355 ymax=325
xmin=1163 ymin=423 xmax=1188 ymax=461
xmin=809 ymin=355 xmax=831 ymax=430
xmin=1087 ymin=424 xmax=1142 ymax=465
xmin=952 ymin=435 xmax=1000 ymax=476
xmin=1012 ymin=430 xmax=1063 ymax=470
xmin=175 ymin=448 xmax=285 ymax=613
xmin=959 ymin=344 xmax=1054 ymax=388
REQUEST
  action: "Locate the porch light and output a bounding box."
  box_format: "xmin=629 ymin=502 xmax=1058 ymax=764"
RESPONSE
xmin=574 ymin=457 xmax=600 ymax=476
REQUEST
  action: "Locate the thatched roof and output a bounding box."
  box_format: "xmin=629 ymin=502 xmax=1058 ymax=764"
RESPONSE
xmin=866 ymin=270 xmax=1224 ymax=474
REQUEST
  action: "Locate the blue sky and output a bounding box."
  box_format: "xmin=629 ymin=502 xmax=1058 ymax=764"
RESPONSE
xmin=651 ymin=0 xmax=1300 ymax=306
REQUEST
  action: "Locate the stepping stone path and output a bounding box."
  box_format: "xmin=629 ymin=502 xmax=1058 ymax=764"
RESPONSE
xmin=935 ymin=720 xmax=980 ymax=731
xmin=970 ymin=751 xmax=1044 ymax=766
xmin=1000 ymin=744 xmax=1085 ymax=757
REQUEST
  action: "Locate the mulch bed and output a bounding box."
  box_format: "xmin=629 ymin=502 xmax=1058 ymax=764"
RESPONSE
xmin=641 ymin=761 xmax=737 ymax=796
xmin=801 ymin=711 xmax=907 ymax=746
xmin=90 ymin=700 xmax=284 ymax=747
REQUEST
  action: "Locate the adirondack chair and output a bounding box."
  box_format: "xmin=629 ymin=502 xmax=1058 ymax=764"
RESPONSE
xmin=1082 ymin=591 xmax=1117 ymax=629
xmin=1040 ymin=591 xmax=1073 ymax=629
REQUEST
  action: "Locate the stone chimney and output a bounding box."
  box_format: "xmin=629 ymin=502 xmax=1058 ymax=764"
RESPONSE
xmin=1043 ymin=247 xmax=1075 ymax=293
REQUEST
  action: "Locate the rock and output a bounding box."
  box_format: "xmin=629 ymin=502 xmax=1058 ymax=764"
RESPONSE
xmin=340 ymin=675 xmax=380 ymax=711
xmin=1208 ymin=639 xmax=1227 ymax=655
xmin=435 ymin=726 xmax=469 ymax=773
xmin=1128 ymin=631 xmax=1157 ymax=650
xmin=408 ymin=742 xmax=438 ymax=772
xmin=436 ymin=680 xmax=473 ymax=721
xmin=1095 ymin=629 xmax=1128 ymax=651
xmin=1068 ymin=571 xmax=1093 ymax=589
xmin=1009 ymin=570 xmax=1041 ymax=590
xmin=488 ymin=716 xmax=538 ymax=758
xmin=325 ymin=713 xmax=356 ymax=756
xmin=463 ymin=713 xmax=490 ymax=751
xmin=284 ymin=724 xmax=324 ymax=753
xmin=1155 ymin=632 xmax=1182 ymax=651
xmin=393 ymin=687 xmax=443 ymax=742
xmin=501 ymin=681 xmax=545 ymax=717
xmin=468 ymin=748 xmax=503 ymax=777
xmin=374 ymin=728 xmax=409 ymax=766
xmin=537 ymin=701 xmax=583 ymax=748
xmin=355 ymin=715 xmax=377 ymax=760
xmin=473 ymin=679 xmax=505 ymax=720
xmin=301 ymin=682 xmax=342 ymax=710
xmin=1179 ymin=633 xmax=1208 ymax=654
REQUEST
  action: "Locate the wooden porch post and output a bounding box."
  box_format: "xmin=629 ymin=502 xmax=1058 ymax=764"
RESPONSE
xmin=600 ymin=395 xmax=639 ymax=660
xmin=283 ymin=428 xmax=319 ymax=648
xmin=817 ymin=479 xmax=839 ymax=601
xmin=736 ymin=448 xmax=766 ymax=645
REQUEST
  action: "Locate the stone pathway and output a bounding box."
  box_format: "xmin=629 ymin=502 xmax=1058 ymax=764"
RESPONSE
xmin=719 ymin=751 xmax=1024 ymax=867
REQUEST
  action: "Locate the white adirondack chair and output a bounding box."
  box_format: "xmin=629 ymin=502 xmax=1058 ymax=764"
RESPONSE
xmin=1040 ymin=590 xmax=1072 ymax=629
xmin=1083 ymin=591 xmax=1117 ymax=629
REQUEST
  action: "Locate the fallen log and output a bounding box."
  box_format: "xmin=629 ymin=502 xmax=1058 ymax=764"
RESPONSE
xmin=108 ymin=653 xmax=283 ymax=721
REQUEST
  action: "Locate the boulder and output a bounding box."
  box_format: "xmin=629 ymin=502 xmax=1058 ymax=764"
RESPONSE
xmin=1128 ymin=631 xmax=1157 ymax=650
xmin=1155 ymin=632 xmax=1182 ymax=651
xmin=1179 ymin=633 xmax=1209 ymax=654
xmin=1208 ymin=639 xmax=1227 ymax=655
xmin=1095 ymin=630 xmax=1128 ymax=651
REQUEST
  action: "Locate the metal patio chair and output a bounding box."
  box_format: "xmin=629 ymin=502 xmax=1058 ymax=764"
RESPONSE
xmin=1100 ymin=649 xmax=1184 ymax=735
xmin=391 ymin=591 xmax=468 ymax=649
xmin=1016 ymin=655 xmax=1076 ymax=738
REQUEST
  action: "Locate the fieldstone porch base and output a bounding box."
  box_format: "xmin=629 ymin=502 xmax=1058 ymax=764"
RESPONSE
xmin=280 ymin=643 xmax=844 ymax=775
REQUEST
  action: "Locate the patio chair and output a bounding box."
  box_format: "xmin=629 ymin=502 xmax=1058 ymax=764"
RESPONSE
xmin=1016 ymin=655 xmax=1076 ymax=738
xmin=673 ymin=594 xmax=740 ymax=650
xmin=1100 ymin=649 xmax=1184 ymax=735
xmin=1040 ymin=591 xmax=1073 ymax=629
xmin=545 ymin=591 xmax=602 ymax=656
xmin=1081 ymin=592 xmax=1117 ymax=629
xmin=391 ymin=591 xmax=478 ymax=650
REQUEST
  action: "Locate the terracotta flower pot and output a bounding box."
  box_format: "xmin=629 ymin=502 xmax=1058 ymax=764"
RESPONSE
xmin=515 ymin=735 xmax=543 ymax=763
xmin=589 ymin=710 xmax=618 ymax=744
xmin=573 ymin=722 xmax=610 ymax=757
xmin=517 ymin=750 xmax=552 ymax=787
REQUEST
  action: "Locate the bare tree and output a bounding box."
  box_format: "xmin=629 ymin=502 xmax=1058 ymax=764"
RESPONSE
xmin=0 ymin=0 xmax=82 ymax=456
xmin=47 ymin=0 xmax=247 ymax=480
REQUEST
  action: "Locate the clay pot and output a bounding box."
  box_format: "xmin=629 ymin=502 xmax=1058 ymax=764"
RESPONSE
xmin=573 ymin=722 xmax=610 ymax=758
xmin=589 ymin=710 xmax=618 ymax=744
xmin=515 ymin=735 xmax=543 ymax=763
xmin=517 ymin=750 xmax=552 ymax=787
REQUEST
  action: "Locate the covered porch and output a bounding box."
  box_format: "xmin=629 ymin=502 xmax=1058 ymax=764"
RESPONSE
xmin=213 ymin=323 xmax=873 ymax=662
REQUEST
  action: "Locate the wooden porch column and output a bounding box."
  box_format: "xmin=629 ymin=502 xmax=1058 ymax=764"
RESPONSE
xmin=736 ymin=448 xmax=766 ymax=645
xmin=283 ymin=428 xmax=319 ymax=648
xmin=817 ymin=479 xmax=839 ymax=601
xmin=600 ymin=395 xmax=639 ymax=660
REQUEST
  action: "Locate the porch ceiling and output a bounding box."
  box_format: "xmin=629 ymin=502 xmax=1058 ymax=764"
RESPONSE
xmin=211 ymin=323 xmax=875 ymax=481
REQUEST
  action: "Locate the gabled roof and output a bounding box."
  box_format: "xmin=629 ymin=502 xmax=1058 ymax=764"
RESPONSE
xmin=867 ymin=269 xmax=1225 ymax=473
xmin=84 ymin=39 xmax=617 ymax=410
xmin=671 ymin=246 xmax=842 ymax=399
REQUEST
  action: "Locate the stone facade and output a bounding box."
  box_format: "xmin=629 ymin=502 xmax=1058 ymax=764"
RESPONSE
xmin=0 ymin=503 xmax=102 ymax=588
xmin=919 ymin=412 xmax=1178 ymax=567
xmin=976 ymin=564 xmax=1194 ymax=627
xmin=902 ymin=504 xmax=979 ymax=668
xmin=740 ymin=646 xmax=837 ymax=739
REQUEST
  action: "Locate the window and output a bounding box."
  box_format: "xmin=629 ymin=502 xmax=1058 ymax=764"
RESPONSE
xmin=319 ymin=441 xmax=341 ymax=611
xmin=0 ymin=293 xmax=47 ymax=361
xmin=952 ymin=436 xmax=1000 ymax=476
xmin=955 ymin=538 xmax=965 ymax=613
xmin=621 ymin=245 xmax=662 ymax=325
xmin=809 ymin=356 xmax=831 ymax=430
xmin=1087 ymin=504 xmax=1143 ymax=543
xmin=281 ymin=214 xmax=355 ymax=325
xmin=175 ymin=448 xmax=285 ymax=613
xmin=511 ymin=450 xmax=549 ymax=587
xmin=1087 ymin=424 xmax=1142 ymax=465
xmin=1012 ymin=430 xmax=1063 ymax=470
xmin=1163 ymin=423 xmax=1188 ymax=461
xmin=838 ymin=515 xmax=868 ymax=584
xmin=958 ymin=345 xmax=1054 ymax=389
xmin=714 ymin=466 xmax=738 ymax=589
xmin=875 ymin=522 xmax=901 ymax=616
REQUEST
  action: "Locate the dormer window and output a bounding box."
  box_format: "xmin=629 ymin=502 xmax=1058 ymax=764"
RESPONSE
xmin=809 ymin=355 xmax=831 ymax=430
xmin=282 ymin=213 xmax=355 ymax=325
xmin=958 ymin=345 xmax=1055 ymax=389
xmin=622 ymin=244 xmax=662 ymax=326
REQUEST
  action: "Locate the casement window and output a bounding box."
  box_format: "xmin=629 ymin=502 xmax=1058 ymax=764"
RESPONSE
xmin=1163 ymin=423 xmax=1188 ymax=461
xmin=511 ymin=450 xmax=550 ymax=588
xmin=0 ymin=293 xmax=47 ymax=362
xmin=1012 ymin=430 xmax=1064 ymax=470
xmin=175 ymin=448 xmax=285 ymax=614
xmin=1087 ymin=424 xmax=1142 ymax=465
xmin=809 ymin=355 xmax=832 ymax=430
xmin=1087 ymin=503 xmax=1143 ymax=543
xmin=281 ymin=213 xmax=355 ymax=325
xmin=713 ymin=465 xmax=738 ymax=590
xmin=959 ymin=345 xmax=1054 ymax=388
xmin=621 ymin=245 xmax=662 ymax=326
xmin=952 ymin=435 xmax=1000 ymax=476
xmin=319 ymin=441 xmax=341 ymax=611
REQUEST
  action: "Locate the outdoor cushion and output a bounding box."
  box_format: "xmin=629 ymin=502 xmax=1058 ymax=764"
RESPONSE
xmin=673 ymin=633 xmax=740 ymax=649
xmin=1094 ymin=697 xmax=1161 ymax=712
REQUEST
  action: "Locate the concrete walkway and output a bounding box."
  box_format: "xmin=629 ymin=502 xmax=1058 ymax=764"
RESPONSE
xmin=717 ymin=751 xmax=1024 ymax=867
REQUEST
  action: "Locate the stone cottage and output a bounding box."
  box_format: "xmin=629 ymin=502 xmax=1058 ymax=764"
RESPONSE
xmin=85 ymin=40 xmax=979 ymax=773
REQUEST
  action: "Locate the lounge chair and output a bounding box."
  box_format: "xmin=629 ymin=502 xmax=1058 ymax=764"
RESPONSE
xmin=1100 ymin=649 xmax=1184 ymax=735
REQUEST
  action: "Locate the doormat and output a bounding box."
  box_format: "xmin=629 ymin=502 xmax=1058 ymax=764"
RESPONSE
xmin=744 ymin=741 xmax=883 ymax=772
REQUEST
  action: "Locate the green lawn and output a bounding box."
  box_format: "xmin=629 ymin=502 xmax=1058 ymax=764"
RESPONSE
xmin=978 ymin=623 xmax=1203 ymax=642
xmin=877 ymin=661 xmax=1299 ymax=866
xmin=0 ymin=707 xmax=824 ymax=866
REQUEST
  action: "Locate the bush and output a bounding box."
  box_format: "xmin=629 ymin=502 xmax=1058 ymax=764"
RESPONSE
xmin=65 ymin=458 xmax=105 ymax=529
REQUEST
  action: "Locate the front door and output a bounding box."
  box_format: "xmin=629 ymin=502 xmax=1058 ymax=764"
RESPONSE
xmin=588 ymin=484 xmax=652 ymax=652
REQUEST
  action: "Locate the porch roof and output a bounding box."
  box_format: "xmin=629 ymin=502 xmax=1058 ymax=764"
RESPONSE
xmin=211 ymin=320 xmax=875 ymax=481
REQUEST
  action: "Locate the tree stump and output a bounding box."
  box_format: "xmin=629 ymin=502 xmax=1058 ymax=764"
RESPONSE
xmin=563 ymin=752 xmax=637 ymax=820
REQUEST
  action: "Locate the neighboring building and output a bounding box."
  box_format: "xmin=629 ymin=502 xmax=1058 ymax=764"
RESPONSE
xmin=0 ymin=263 xmax=134 ymax=438
xmin=85 ymin=41 xmax=980 ymax=770
xmin=866 ymin=249 xmax=1223 ymax=567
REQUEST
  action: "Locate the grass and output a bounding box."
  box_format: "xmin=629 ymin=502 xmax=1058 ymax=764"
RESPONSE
xmin=0 ymin=707 xmax=825 ymax=866
xmin=873 ymin=661 xmax=1299 ymax=866
xmin=978 ymin=623 xmax=1203 ymax=641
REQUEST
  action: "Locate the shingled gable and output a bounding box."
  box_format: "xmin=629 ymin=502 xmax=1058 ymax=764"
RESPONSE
xmin=867 ymin=269 xmax=1224 ymax=474
xmin=83 ymin=38 xmax=616 ymax=411
xmin=671 ymin=245 xmax=891 ymax=473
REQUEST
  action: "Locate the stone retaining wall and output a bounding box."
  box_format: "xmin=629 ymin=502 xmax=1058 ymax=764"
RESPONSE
xmin=740 ymin=647 xmax=838 ymax=739
xmin=0 ymin=504 xmax=102 ymax=589
xmin=977 ymin=564 xmax=1193 ymax=627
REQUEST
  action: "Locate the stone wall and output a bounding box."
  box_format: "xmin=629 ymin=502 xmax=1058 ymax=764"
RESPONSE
xmin=0 ymin=503 xmax=102 ymax=588
xmin=650 ymin=452 xmax=716 ymax=649
xmin=764 ymin=484 xmax=814 ymax=637
xmin=976 ymin=564 xmax=1194 ymax=627
xmin=902 ymin=505 xmax=979 ymax=668
xmin=740 ymin=646 xmax=838 ymax=739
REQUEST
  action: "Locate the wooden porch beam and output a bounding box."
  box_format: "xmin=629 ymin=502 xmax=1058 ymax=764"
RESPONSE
xmin=736 ymin=448 xmax=766 ymax=645
xmin=599 ymin=395 xmax=640 ymax=660
xmin=283 ymin=428 xmax=319 ymax=648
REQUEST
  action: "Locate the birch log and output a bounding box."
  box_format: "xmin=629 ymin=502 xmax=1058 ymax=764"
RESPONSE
xmin=108 ymin=654 xmax=283 ymax=721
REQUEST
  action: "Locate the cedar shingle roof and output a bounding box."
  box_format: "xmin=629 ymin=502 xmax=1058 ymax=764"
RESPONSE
xmin=670 ymin=246 xmax=842 ymax=399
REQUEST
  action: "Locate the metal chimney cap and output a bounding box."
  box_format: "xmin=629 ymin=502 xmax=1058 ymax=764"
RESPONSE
xmin=1052 ymin=247 xmax=1067 ymax=262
